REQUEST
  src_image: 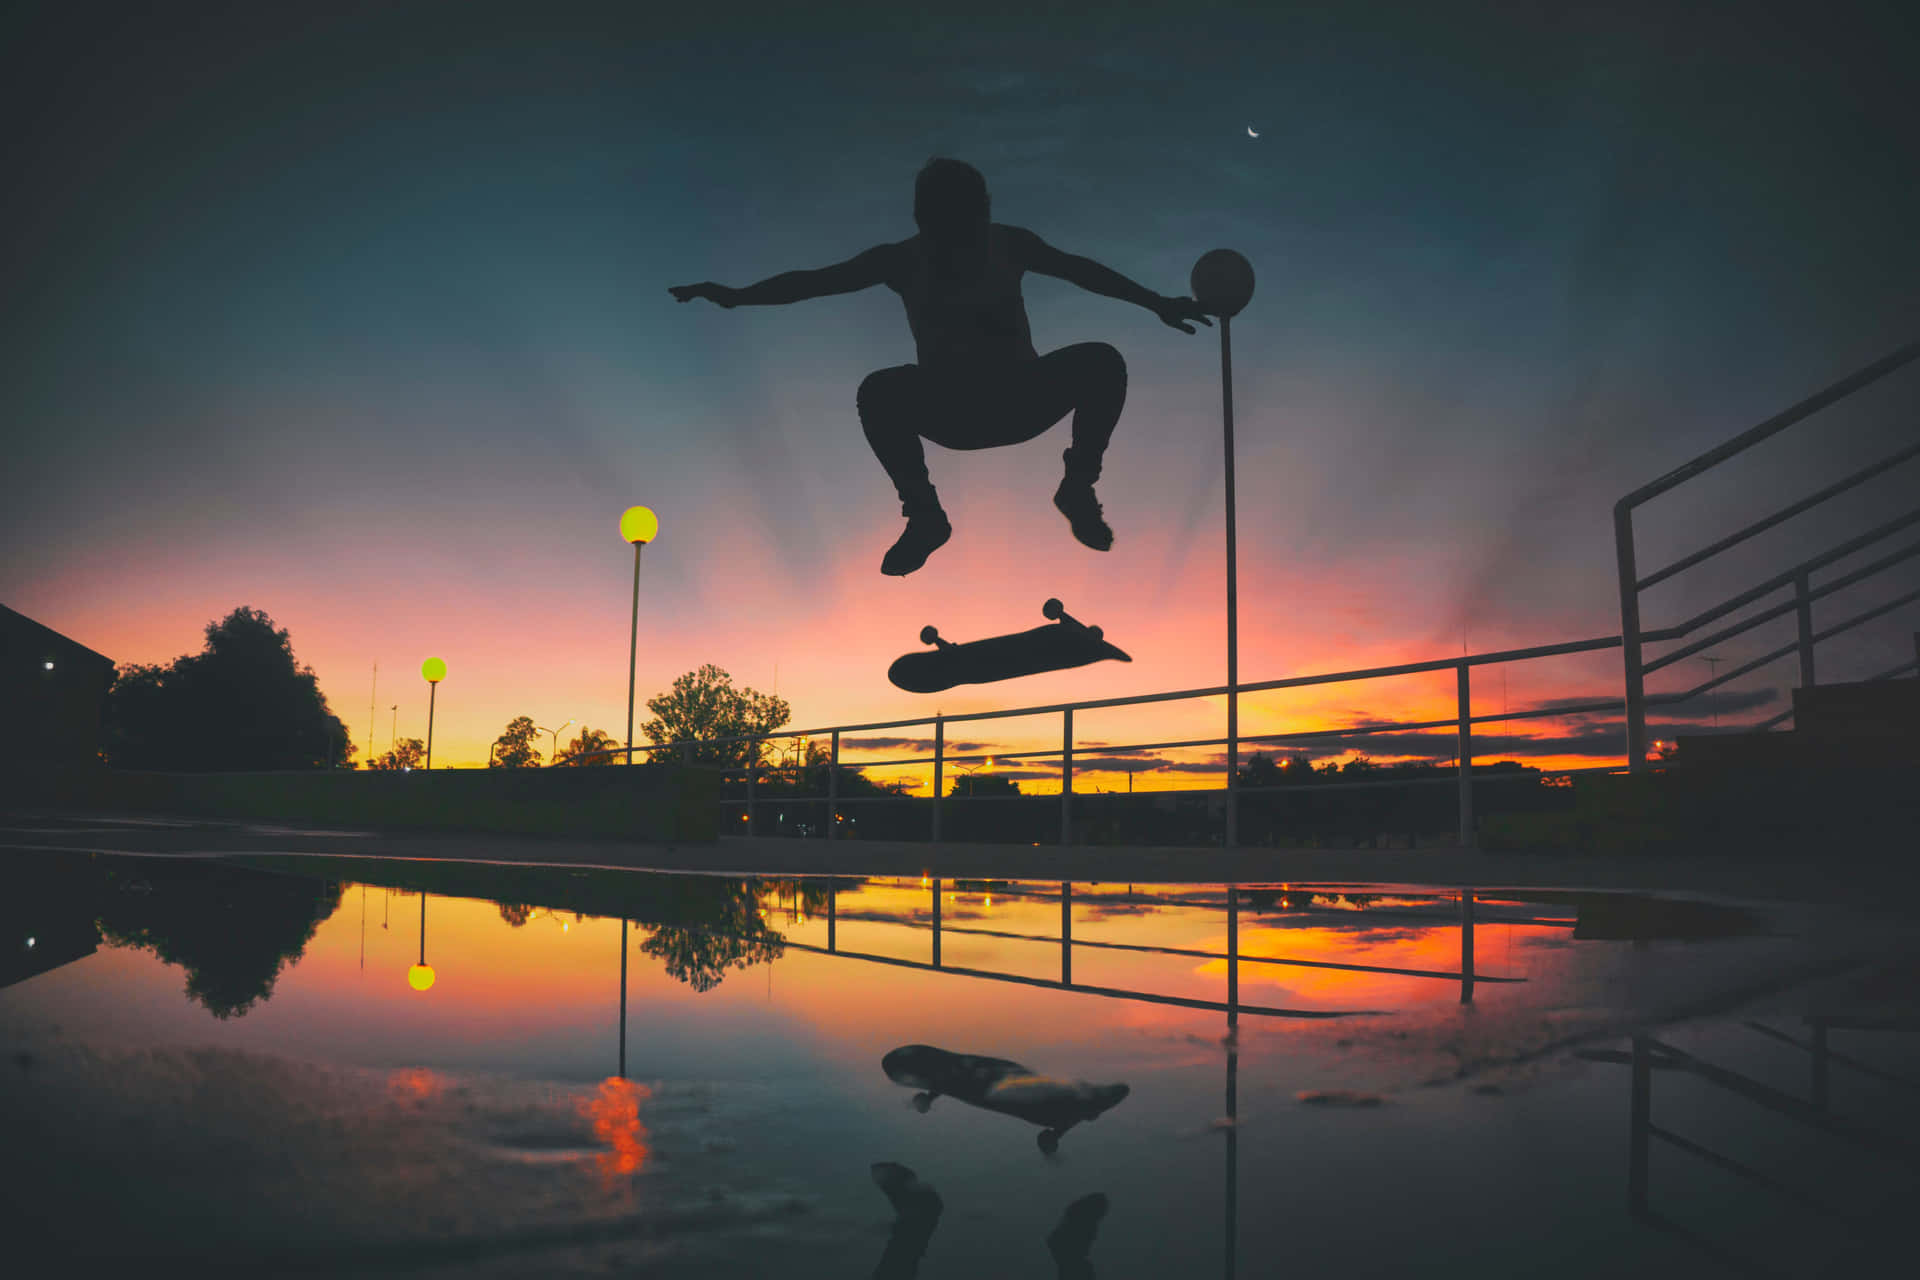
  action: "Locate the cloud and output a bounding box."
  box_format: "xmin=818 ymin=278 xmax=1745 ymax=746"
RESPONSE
xmin=841 ymin=736 xmax=995 ymax=754
xmin=1523 ymin=688 xmax=1777 ymax=716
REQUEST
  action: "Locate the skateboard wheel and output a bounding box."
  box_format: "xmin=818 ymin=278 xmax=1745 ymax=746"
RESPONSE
xmin=920 ymin=625 xmax=941 ymax=646
xmin=1041 ymin=598 xmax=1064 ymax=620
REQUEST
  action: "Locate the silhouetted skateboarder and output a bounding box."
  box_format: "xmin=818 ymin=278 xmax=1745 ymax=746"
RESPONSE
xmin=671 ymin=158 xmax=1211 ymax=575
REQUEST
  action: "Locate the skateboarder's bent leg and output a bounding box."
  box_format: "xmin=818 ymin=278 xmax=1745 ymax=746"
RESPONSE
xmin=1027 ymin=342 xmax=1126 ymax=552
xmin=858 ymin=364 xmax=951 ymax=576
xmin=858 ymin=343 xmax=1127 ymax=573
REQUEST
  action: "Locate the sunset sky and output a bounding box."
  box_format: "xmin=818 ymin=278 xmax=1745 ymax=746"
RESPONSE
xmin=5 ymin=0 xmax=1915 ymax=784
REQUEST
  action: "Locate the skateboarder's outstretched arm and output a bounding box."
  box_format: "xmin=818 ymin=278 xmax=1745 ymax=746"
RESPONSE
xmin=1009 ymin=227 xmax=1212 ymax=334
xmin=669 ymin=245 xmax=895 ymax=309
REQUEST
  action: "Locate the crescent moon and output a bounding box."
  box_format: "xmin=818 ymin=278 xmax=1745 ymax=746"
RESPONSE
xmin=1246 ymin=124 xmax=1260 ymax=138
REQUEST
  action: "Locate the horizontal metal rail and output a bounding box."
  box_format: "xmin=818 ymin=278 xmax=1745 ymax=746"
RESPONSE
xmin=766 ymin=937 xmax=1381 ymax=1018
xmin=1644 ymin=533 xmax=1920 ymax=672
xmin=1637 ymin=439 xmax=1920 ymax=591
xmin=1618 ymin=342 xmax=1920 ymax=514
xmin=826 ymin=910 xmax=1526 ymax=982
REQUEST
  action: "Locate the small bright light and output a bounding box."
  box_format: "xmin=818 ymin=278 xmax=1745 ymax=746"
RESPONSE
xmin=43 ymin=661 xmax=55 ymax=670
xmin=25 ymin=937 xmax=34 ymax=948
xmin=407 ymin=963 xmax=436 ymax=991
xmin=421 ymin=656 xmax=447 ymax=684
xmin=562 ymin=922 xmax=569 ymax=933
xmin=619 ymin=505 xmax=660 ymax=545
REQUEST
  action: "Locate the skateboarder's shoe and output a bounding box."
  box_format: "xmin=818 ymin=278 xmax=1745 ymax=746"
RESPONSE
xmin=881 ymin=510 xmax=952 ymax=576
xmin=1052 ymin=478 xmax=1113 ymax=551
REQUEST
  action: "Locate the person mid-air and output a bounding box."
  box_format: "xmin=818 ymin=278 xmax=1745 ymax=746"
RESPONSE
xmin=670 ymin=158 xmax=1211 ymax=576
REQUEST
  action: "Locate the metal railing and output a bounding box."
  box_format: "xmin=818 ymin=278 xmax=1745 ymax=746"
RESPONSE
xmin=1614 ymin=341 xmax=1920 ymax=770
xmin=567 ymin=341 xmax=1920 ymax=843
xmin=574 ymin=630 xmax=1656 ymax=848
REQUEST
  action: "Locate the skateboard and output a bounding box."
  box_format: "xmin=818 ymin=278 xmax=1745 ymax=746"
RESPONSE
xmin=886 ymin=599 xmax=1130 ymax=694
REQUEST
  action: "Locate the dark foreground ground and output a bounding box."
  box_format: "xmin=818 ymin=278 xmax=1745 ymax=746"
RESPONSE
xmin=6 ymin=809 xmax=1914 ymax=908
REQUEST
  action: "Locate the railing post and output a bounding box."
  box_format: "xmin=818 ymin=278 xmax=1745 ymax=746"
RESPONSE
xmin=745 ymin=743 xmax=755 ymax=836
xmin=1459 ymin=889 xmax=1475 ymax=1004
xmin=1061 ymin=707 xmax=1074 ymax=845
xmin=1795 ymin=571 xmax=1817 ymax=689
xmin=931 ymin=878 xmax=942 ymax=967
xmin=931 ymin=717 xmax=943 ymax=843
xmin=828 ymin=729 xmax=840 ymax=842
xmin=1456 ymin=661 xmax=1474 ymax=848
xmin=1628 ymin=1035 xmax=1651 ymax=1216
xmin=1061 ymin=882 xmax=1072 ymax=985
xmin=1226 ymin=885 xmax=1239 ymax=1027
xmin=1615 ymin=502 xmax=1649 ymax=772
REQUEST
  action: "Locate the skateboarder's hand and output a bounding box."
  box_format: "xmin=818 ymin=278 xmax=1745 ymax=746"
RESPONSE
xmin=1152 ymin=295 xmax=1212 ymax=333
xmin=669 ymin=282 xmax=740 ymax=308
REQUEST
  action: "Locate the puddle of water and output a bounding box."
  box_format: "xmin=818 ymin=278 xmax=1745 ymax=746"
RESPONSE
xmin=3 ymin=850 xmax=1918 ymax=1276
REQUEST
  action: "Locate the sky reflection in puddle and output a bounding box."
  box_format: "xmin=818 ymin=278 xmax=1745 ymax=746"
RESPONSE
xmin=4 ymin=851 xmax=1918 ymax=1277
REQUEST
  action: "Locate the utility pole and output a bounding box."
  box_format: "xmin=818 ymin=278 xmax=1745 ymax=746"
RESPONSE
xmin=368 ymin=662 xmax=378 ymax=767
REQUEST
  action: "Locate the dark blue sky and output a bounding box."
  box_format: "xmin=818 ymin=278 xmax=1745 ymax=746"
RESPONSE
xmin=5 ymin=0 xmax=1915 ymax=767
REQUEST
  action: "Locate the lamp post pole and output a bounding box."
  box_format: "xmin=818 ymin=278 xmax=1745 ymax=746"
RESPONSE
xmin=620 ymin=506 xmax=660 ymax=766
xmin=1190 ymin=250 xmax=1255 ymax=848
xmin=421 ymin=658 xmax=446 ymax=770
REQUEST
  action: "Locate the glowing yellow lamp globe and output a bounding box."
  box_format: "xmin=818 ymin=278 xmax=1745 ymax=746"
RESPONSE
xmin=421 ymin=657 xmax=447 ymax=684
xmin=408 ymin=963 xmax=436 ymax=991
xmin=619 ymin=505 xmax=659 ymax=545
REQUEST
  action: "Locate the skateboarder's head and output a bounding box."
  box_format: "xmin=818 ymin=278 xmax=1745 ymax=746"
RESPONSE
xmin=914 ymin=158 xmax=989 ymax=243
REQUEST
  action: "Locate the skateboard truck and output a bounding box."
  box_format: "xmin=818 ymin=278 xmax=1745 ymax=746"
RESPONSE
xmin=888 ymin=599 xmax=1131 ymax=694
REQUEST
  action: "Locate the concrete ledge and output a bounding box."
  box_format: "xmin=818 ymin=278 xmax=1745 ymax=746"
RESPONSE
xmin=32 ymin=765 xmax=719 ymax=843
xmin=11 ymin=816 xmax=1920 ymax=909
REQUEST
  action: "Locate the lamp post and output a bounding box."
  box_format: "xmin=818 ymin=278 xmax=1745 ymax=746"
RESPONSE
xmin=421 ymin=657 xmax=446 ymax=770
xmin=1190 ymin=249 xmax=1255 ymax=848
xmin=537 ymin=718 xmax=575 ymax=766
xmin=619 ymin=505 xmax=660 ymax=765
xmin=407 ymin=893 xmax=435 ymax=991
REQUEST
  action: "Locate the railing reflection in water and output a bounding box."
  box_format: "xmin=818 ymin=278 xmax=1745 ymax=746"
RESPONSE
xmin=1582 ymin=1019 xmax=1920 ymax=1277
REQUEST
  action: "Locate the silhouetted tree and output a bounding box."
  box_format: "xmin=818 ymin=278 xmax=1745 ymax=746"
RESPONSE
xmin=490 ymin=716 xmax=542 ymax=768
xmin=496 ymin=902 xmax=534 ymax=926
xmin=104 ymin=607 xmax=355 ymax=771
xmin=640 ymin=664 xmax=790 ymax=767
xmin=951 ymin=774 xmax=1021 ymax=797
xmin=554 ymin=726 xmax=619 ymax=766
xmin=368 ymin=737 xmax=426 ymax=771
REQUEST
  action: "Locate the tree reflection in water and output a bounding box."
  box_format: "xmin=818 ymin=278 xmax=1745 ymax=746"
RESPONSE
xmin=636 ymin=878 xmax=830 ymax=993
xmin=93 ymin=863 xmax=343 ymax=1018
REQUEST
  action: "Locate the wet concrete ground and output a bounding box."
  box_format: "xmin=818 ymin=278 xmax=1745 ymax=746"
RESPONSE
xmin=6 ymin=809 xmax=1916 ymax=908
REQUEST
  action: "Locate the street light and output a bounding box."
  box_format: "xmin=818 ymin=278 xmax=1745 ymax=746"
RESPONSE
xmin=620 ymin=505 xmax=660 ymax=765
xmin=537 ymin=718 xmax=575 ymax=766
xmin=421 ymin=657 xmax=446 ymax=770
xmin=407 ymin=893 xmax=435 ymax=991
xmin=1190 ymin=248 xmax=1255 ymax=847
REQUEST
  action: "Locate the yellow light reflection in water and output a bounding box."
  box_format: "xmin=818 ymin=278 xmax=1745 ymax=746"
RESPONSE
xmin=408 ymin=963 xmax=436 ymax=991
xmin=581 ymin=1077 xmax=651 ymax=1180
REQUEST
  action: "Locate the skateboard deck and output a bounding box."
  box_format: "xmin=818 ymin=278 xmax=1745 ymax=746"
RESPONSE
xmin=887 ymin=599 xmax=1130 ymax=693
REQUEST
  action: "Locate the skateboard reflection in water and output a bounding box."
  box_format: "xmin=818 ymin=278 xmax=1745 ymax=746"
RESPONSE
xmin=670 ymin=158 xmax=1210 ymax=576
xmin=882 ymin=1044 xmax=1131 ymax=1154
xmin=870 ymin=1161 xmax=1110 ymax=1280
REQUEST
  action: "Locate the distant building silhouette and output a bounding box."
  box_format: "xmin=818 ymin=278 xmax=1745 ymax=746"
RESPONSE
xmin=1 ymin=604 xmax=113 ymax=803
